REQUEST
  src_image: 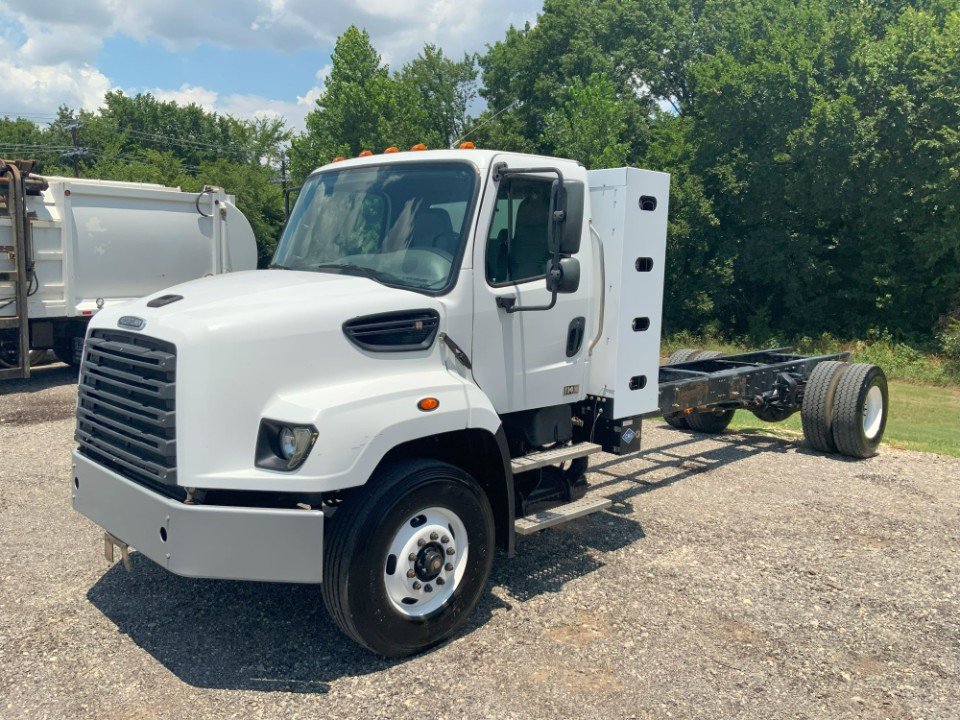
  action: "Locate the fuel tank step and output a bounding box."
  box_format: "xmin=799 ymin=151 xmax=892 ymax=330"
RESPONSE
xmin=510 ymin=441 xmax=602 ymax=474
xmin=514 ymin=495 xmax=612 ymax=536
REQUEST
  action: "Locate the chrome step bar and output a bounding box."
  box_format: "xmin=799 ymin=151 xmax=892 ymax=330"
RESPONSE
xmin=514 ymin=495 xmax=612 ymax=535
xmin=510 ymin=441 xmax=602 ymax=474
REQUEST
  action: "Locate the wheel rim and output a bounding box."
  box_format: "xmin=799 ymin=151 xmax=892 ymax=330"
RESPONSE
xmin=862 ymin=384 xmax=884 ymax=439
xmin=383 ymin=506 xmax=468 ymax=618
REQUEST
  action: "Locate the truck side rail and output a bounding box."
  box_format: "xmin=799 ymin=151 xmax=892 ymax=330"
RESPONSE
xmin=655 ymin=349 xmax=850 ymax=418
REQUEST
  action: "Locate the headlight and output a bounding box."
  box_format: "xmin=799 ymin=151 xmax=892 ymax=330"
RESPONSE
xmin=279 ymin=427 xmax=298 ymax=460
xmin=255 ymin=420 xmax=318 ymax=471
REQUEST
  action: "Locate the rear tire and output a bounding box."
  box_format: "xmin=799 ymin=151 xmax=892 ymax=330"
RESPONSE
xmin=751 ymin=406 xmax=796 ymax=423
xmin=831 ymin=364 xmax=888 ymax=458
xmin=686 ymin=408 xmax=735 ymax=433
xmin=668 ymin=351 xmax=731 ymax=433
xmin=53 ymin=338 xmax=81 ymax=368
xmin=800 ymin=361 xmax=848 ymax=453
xmin=663 ymin=349 xmax=702 ymax=429
xmin=665 ymin=348 xmax=701 ymax=366
xmin=322 ymin=459 xmax=494 ymax=658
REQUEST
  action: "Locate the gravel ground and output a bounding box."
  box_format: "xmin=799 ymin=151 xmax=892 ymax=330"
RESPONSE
xmin=1 ymin=364 xmax=958 ymax=720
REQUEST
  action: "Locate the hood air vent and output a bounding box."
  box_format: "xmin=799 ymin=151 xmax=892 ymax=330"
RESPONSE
xmin=343 ymin=309 xmax=440 ymax=352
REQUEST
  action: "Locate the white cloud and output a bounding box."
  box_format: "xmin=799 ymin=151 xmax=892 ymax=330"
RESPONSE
xmin=0 ymin=57 xmax=111 ymax=114
xmin=0 ymin=0 xmax=540 ymax=128
xmin=152 ymin=83 xmax=314 ymax=129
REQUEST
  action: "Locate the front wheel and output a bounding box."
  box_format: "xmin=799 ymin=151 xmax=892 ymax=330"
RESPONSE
xmin=322 ymin=459 xmax=494 ymax=657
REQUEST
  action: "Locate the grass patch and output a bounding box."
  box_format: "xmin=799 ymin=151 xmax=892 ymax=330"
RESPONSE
xmin=728 ymin=380 xmax=960 ymax=457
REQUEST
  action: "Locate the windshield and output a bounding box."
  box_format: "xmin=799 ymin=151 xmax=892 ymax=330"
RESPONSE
xmin=272 ymin=161 xmax=478 ymax=293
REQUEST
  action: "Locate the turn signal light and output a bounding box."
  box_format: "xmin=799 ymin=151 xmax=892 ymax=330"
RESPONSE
xmin=384 ymin=146 xmax=399 ymax=153
xmin=358 ymin=149 xmax=374 ymax=157
xmin=417 ymin=397 xmax=440 ymax=412
xmin=331 ymin=156 xmax=345 ymax=162
xmin=458 ymin=141 xmax=475 ymax=149
xmin=410 ymin=143 xmax=427 ymax=151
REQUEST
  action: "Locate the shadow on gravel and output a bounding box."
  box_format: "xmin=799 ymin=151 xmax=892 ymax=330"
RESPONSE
xmin=0 ymin=362 xmax=76 ymax=394
xmin=84 ymin=510 xmax=631 ymax=692
xmin=83 ymin=426 xmax=848 ymax=693
xmin=87 ymin=555 xmax=481 ymax=692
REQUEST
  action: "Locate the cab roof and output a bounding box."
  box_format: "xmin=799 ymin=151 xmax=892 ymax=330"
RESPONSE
xmin=308 ymin=148 xmax=584 ymax=178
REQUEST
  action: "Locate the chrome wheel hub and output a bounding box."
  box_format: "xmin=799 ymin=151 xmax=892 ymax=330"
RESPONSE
xmin=384 ymin=506 xmax=468 ymax=618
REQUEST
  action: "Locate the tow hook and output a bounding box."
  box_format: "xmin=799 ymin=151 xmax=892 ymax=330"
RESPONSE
xmin=103 ymin=532 xmax=132 ymax=571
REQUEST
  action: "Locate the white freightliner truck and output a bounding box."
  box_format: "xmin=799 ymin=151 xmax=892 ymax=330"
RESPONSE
xmin=0 ymin=160 xmax=257 ymax=378
xmin=70 ymin=148 xmax=889 ymax=657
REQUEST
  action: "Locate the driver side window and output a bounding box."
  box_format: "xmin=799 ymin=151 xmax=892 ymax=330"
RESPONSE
xmin=485 ymin=177 xmax=553 ymax=286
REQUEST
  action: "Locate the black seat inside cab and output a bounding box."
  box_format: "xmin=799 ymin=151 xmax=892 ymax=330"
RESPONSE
xmin=510 ymin=196 xmax=550 ymax=281
xmin=408 ymin=207 xmax=456 ymax=255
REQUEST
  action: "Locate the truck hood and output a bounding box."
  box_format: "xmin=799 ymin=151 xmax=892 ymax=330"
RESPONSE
xmin=125 ymin=269 xmax=437 ymax=333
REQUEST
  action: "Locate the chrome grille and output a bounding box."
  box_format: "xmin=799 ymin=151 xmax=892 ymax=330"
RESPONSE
xmin=76 ymin=329 xmax=178 ymax=493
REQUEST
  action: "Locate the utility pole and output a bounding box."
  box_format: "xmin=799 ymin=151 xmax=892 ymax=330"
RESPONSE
xmin=63 ymin=121 xmax=83 ymax=178
xmin=281 ymin=154 xmax=289 ymax=221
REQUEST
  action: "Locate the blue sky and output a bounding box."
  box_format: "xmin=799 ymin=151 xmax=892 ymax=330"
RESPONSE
xmin=0 ymin=0 xmax=541 ymax=129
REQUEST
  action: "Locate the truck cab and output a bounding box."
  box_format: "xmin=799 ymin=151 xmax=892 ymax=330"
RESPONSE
xmin=67 ymin=148 xmax=671 ymax=656
xmin=71 ymin=147 xmax=891 ymax=656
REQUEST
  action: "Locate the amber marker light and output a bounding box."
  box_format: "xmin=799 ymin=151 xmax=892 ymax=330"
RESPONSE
xmin=458 ymin=141 xmax=475 ymax=149
xmin=331 ymin=156 xmax=346 ymax=162
xmin=417 ymin=397 xmax=440 ymax=412
xmin=358 ymin=149 xmax=374 ymax=157
xmin=384 ymin=146 xmax=400 ymax=153
xmin=410 ymin=143 xmax=427 ymax=151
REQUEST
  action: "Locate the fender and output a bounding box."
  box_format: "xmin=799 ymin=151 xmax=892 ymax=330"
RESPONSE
xmin=253 ymin=368 xmax=505 ymax=493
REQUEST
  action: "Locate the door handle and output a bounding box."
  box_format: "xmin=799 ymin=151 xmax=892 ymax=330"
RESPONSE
xmin=566 ymin=317 xmax=586 ymax=357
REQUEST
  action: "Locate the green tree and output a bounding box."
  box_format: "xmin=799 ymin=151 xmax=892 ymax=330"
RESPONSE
xmin=290 ymin=26 xmax=391 ymax=178
xmin=392 ymin=45 xmax=477 ymax=149
xmin=542 ymin=73 xmax=630 ymax=168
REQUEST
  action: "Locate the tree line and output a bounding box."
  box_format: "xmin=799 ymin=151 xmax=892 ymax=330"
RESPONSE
xmin=1 ymin=0 xmax=957 ymax=346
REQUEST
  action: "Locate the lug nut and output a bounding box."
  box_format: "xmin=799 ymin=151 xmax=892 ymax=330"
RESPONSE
xmin=408 ymin=553 xmax=417 ymax=561
xmin=446 ymin=547 xmax=455 ymax=555
xmin=413 ymin=581 xmax=421 ymax=590
xmin=406 ymin=569 xmax=415 ymax=578
xmin=430 ymin=532 xmax=438 ymax=540
xmin=436 ymin=577 xmax=445 ymax=586
xmin=424 ymin=584 xmax=433 ymax=592
xmin=445 ymin=563 xmax=453 ymax=571
xmin=417 ymin=538 xmax=426 ymax=547
xmin=441 ymin=535 xmax=449 ymax=544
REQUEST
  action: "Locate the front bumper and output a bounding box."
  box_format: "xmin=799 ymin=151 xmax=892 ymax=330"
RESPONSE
xmin=71 ymin=451 xmax=325 ymax=583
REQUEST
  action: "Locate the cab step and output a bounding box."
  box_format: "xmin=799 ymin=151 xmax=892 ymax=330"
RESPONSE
xmin=510 ymin=441 xmax=602 ymax=474
xmin=514 ymin=495 xmax=612 ymax=535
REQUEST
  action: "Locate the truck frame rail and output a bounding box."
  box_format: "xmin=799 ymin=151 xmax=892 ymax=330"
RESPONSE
xmin=656 ymin=348 xmax=849 ymax=418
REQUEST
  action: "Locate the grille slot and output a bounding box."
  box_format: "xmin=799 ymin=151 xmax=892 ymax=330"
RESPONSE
xmin=76 ymin=329 xmax=179 ymax=495
xmin=343 ymin=309 xmax=440 ymax=352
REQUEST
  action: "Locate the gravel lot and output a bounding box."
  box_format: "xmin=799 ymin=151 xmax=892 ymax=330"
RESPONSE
xmin=1 ymin=365 xmax=957 ymax=720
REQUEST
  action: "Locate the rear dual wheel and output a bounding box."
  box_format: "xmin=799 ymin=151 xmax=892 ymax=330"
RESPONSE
xmin=801 ymin=362 xmax=888 ymax=458
xmin=322 ymin=459 xmax=494 ymax=657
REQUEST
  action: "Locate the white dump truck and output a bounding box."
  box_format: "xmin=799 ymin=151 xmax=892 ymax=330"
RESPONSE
xmin=70 ymin=148 xmax=889 ymax=657
xmin=0 ymin=160 xmax=257 ymax=377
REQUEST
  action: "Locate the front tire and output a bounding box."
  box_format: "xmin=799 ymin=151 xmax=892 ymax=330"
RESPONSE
xmin=322 ymin=459 xmax=494 ymax=657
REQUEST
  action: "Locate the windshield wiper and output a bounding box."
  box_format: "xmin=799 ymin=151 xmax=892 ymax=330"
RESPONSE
xmin=312 ymin=262 xmax=397 ymax=285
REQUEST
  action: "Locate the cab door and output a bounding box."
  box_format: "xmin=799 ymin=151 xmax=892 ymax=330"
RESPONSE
xmin=470 ymin=157 xmax=591 ymax=414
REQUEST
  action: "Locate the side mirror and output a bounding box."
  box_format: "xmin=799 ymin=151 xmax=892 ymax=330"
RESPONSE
xmin=546 ymin=256 xmax=580 ymax=294
xmin=551 ymin=179 xmax=584 ymax=255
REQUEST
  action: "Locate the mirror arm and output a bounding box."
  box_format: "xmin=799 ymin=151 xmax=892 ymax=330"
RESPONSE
xmin=497 ymin=289 xmax=558 ymax=314
xmin=491 ymin=163 xmax=567 ymax=314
